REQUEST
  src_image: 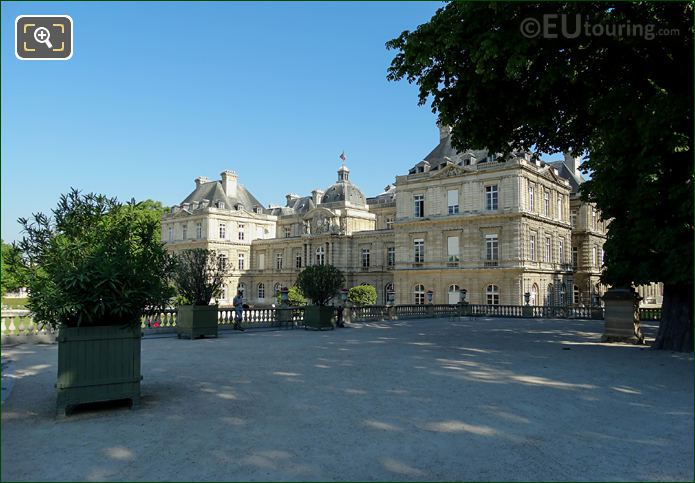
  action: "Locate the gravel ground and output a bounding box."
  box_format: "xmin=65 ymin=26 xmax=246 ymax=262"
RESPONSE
xmin=1 ymin=317 xmax=693 ymax=482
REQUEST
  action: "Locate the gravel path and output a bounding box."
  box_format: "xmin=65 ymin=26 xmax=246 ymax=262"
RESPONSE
xmin=2 ymin=317 xmax=693 ymax=481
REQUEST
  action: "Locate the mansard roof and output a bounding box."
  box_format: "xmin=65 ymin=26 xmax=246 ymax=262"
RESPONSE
xmin=181 ymin=180 xmax=264 ymax=211
xmin=548 ymin=160 xmax=585 ymax=194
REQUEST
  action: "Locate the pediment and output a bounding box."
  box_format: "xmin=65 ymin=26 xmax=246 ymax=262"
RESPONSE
xmin=430 ymin=163 xmax=469 ymax=179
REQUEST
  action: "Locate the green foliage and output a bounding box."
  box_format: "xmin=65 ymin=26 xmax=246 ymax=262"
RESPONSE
xmin=386 ymin=2 xmax=692 ymax=288
xmin=1 ymin=240 xmax=28 ymax=296
xmin=276 ymin=285 xmax=307 ymax=306
xmin=348 ymin=285 xmax=377 ymax=306
xmin=295 ymin=264 xmax=344 ymax=306
xmin=171 ymin=249 xmax=227 ymax=306
xmin=18 ymin=189 xmax=175 ymax=329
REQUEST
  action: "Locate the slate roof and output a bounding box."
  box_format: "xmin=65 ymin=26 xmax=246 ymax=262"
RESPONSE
xmin=181 ymin=181 xmax=265 ymax=211
xmin=548 ymin=161 xmax=585 ymax=194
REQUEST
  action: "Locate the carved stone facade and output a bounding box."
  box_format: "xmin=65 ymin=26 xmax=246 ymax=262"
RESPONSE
xmin=163 ymin=126 xmax=644 ymax=307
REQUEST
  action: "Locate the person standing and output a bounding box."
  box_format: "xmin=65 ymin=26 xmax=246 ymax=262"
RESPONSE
xmin=336 ymin=305 xmax=345 ymax=328
xmin=233 ymin=291 xmax=245 ymax=331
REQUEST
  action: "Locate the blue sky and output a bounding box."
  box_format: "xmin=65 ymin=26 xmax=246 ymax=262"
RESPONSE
xmin=2 ymin=1 xmax=559 ymax=243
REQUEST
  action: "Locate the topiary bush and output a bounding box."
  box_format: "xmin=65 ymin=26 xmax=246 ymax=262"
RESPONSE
xmin=348 ymin=285 xmax=377 ymax=306
xmin=18 ymin=189 xmax=175 ymax=329
xmin=276 ymin=285 xmax=307 ymax=306
xmin=296 ymin=264 xmax=344 ymax=306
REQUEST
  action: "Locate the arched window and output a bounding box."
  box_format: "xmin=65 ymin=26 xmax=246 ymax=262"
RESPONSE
xmin=237 ymin=282 xmax=246 ymax=298
xmin=546 ymin=284 xmax=554 ymax=305
xmin=258 ymin=283 xmax=265 ymax=300
xmin=559 ymin=283 xmax=567 ymax=306
xmin=414 ymin=284 xmax=425 ymax=305
xmin=573 ymin=285 xmax=581 ymax=305
xmin=531 ymin=283 xmax=539 ymax=306
xmin=385 ymin=283 xmax=395 ymax=305
xmin=448 ymin=284 xmax=460 ymax=305
xmin=316 ymin=246 xmax=325 ymax=265
xmin=486 ymin=285 xmax=499 ymax=305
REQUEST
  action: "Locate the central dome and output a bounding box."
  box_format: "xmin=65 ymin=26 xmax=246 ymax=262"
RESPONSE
xmin=321 ymin=164 xmax=366 ymax=206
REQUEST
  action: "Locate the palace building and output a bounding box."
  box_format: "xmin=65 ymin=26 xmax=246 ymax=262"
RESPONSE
xmin=163 ymin=124 xmax=641 ymax=307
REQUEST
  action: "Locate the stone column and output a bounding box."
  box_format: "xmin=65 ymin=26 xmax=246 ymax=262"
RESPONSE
xmin=601 ymin=287 xmax=645 ymax=344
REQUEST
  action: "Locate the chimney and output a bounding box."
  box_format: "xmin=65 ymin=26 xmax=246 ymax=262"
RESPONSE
xmin=311 ymin=189 xmax=324 ymax=206
xmin=285 ymin=193 xmax=299 ymax=206
xmin=220 ymin=170 xmax=238 ymax=198
xmin=563 ymin=152 xmax=582 ymax=176
xmin=437 ymin=121 xmax=452 ymax=141
xmin=195 ymin=176 xmax=210 ymax=187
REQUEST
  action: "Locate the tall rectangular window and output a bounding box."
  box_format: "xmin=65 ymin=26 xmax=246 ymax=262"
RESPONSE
xmin=544 ymin=236 xmax=551 ymax=262
xmin=593 ymin=246 xmax=598 ymax=266
xmin=559 ymin=238 xmax=565 ymax=263
xmin=168 ymin=225 xmax=173 ymax=242
xmin=295 ymin=253 xmax=302 ymax=269
xmin=557 ymin=195 xmax=563 ymax=221
xmin=447 ymin=189 xmax=459 ymax=215
xmin=486 ymin=234 xmax=498 ymax=260
xmin=196 ymin=222 xmax=202 ymax=239
xmin=447 ymin=236 xmax=460 ymax=262
xmin=284 ymin=226 xmax=291 ymax=238
xmin=570 ymin=211 xmax=577 ymax=228
xmin=238 ymin=224 xmax=245 ymax=240
xmin=528 ymin=184 xmax=535 ymax=212
xmin=219 ymin=223 xmax=226 ymax=239
xmin=600 ymin=248 xmax=604 ymax=265
xmin=414 ymin=239 xmax=424 ymax=263
xmin=316 ymin=247 xmax=325 ymax=266
xmin=182 ymin=224 xmax=188 ymax=240
xmin=276 ymin=253 xmax=283 ymax=270
xmin=485 ymin=185 xmax=498 ymax=210
xmin=543 ymin=191 xmax=550 ymax=216
xmin=572 ymin=247 xmax=578 ymax=267
xmin=386 ymin=217 xmax=394 ymax=230
xmin=258 ymin=253 xmax=265 ymax=270
xmin=361 ymin=249 xmax=370 ymax=268
xmin=238 ymin=253 xmax=245 ymax=270
xmin=592 ymin=209 xmax=597 ymax=229
xmin=530 ymin=235 xmax=536 ymax=261
xmin=387 ymin=247 xmax=395 ymax=267
xmin=414 ymin=195 xmax=424 ymax=218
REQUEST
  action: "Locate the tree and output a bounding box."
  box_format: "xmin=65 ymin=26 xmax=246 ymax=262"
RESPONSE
xmin=17 ymin=189 xmax=174 ymax=328
xmin=296 ymin=265 xmax=344 ymax=306
xmin=276 ymin=285 xmax=307 ymax=306
xmin=1 ymin=240 xmax=28 ymax=296
xmin=387 ymin=2 xmax=693 ymax=351
xmin=348 ymin=285 xmax=377 ymax=306
xmin=172 ymin=249 xmax=227 ymax=306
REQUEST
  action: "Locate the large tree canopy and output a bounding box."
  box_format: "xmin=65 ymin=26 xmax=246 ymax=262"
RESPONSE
xmin=387 ymin=2 xmax=693 ymax=351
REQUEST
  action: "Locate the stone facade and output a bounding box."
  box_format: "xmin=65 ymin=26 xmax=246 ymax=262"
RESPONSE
xmin=162 ymin=125 xmax=656 ymax=308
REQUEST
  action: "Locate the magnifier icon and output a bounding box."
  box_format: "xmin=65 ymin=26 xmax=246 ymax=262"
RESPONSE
xmin=33 ymin=27 xmax=53 ymax=49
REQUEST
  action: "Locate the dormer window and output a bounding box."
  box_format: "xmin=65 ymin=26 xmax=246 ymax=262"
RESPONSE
xmin=215 ymin=201 xmax=225 ymax=209
xmin=235 ymin=203 xmax=244 ymax=211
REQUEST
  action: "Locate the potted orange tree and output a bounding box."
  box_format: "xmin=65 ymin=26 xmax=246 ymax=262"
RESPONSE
xmin=172 ymin=248 xmax=226 ymax=339
xmin=18 ymin=190 xmax=174 ymax=416
xmin=296 ymin=264 xmax=344 ymax=330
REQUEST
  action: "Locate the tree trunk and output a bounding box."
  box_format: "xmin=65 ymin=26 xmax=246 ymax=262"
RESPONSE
xmin=653 ymin=283 xmax=693 ymax=352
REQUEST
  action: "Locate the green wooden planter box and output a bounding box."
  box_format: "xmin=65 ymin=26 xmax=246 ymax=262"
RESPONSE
xmin=176 ymin=304 xmax=219 ymax=339
xmin=304 ymin=305 xmax=336 ymax=330
xmin=56 ymin=324 xmax=141 ymax=417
